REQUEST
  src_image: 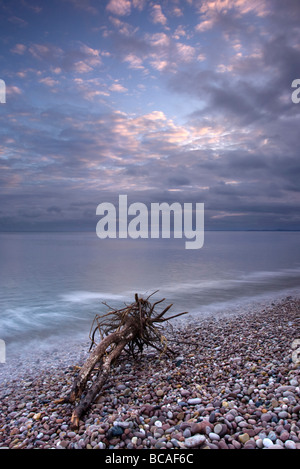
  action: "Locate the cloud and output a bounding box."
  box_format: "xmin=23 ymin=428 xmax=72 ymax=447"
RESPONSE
xmin=123 ymin=53 xmax=145 ymax=70
xmin=106 ymin=0 xmax=132 ymax=16
xmin=1 ymin=0 xmax=300 ymax=231
xmin=8 ymin=15 xmax=28 ymax=27
xmin=109 ymin=82 xmax=128 ymax=93
xmin=108 ymin=15 xmax=138 ymax=36
xmin=151 ymin=4 xmax=167 ymax=25
xmin=27 ymin=42 xmax=102 ymax=74
xmin=132 ymin=0 xmax=146 ymax=10
xmin=176 ymin=43 xmax=195 ymax=62
xmin=28 ymin=43 xmax=64 ymax=61
xmin=194 ymin=0 xmax=269 ymax=35
xmin=172 ymin=6 xmax=183 ymax=17
xmin=39 ymin=77 xmax=59 ymax=87
xmin=20 ymin=0 xmax=43 ymax=14
xmin=6 ymin=85 xmax=23 ymax=96
xmin=11 ymin=43 xmax=27 ymax=55
xmin=64 ymin=0 xmax=99 ymax=15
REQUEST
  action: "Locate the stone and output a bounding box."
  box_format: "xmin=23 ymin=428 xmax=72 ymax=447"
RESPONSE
xmin=284 ymin=440 xmax=296 ymax=450
xmin=116 ymin=384 xmax=126 ymax=391
xmin=191 ymin=421 xmax=212 ymax=435
xmin=276 ymin=386 xmax=295 ymax=393
xmin=279 ymin=430 xmax=290 ymax=442
xmin=218 ymin=440 xmax=229 ymax=449
xmin=263 ymin=438 xmax=274 ymax=448
xmin=238 ymin=433 xmax=250 ymax=444
xmin=214 ymin=423 xmax=223 ymax=434
xmin=183 ymin=428 xmax=191 ymax=438
xmin=256 ymin=438 xmax=263 ymax=449
xmin=184 ymin=434 xmax=206 ymax=448
xmin=243 ymin=440 xmax=256 ymax=449
xmin=113 ymin=421 xmax=130 ymax=429
xmin=187 ymin=398 xmax=201 ymax=405
xmin=231 ymin=439 xmax=241 ymax=449
xmin=261 ymin=412 xmax=272 ymax=422
xmin=107 ymin=426 xmax=124 ymax=438
xmin=268 ymin=431 xmax=277 ymax=442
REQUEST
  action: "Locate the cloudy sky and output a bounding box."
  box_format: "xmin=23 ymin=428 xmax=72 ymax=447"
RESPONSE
xmin=0 ymin=0 xmax=300 ymax=231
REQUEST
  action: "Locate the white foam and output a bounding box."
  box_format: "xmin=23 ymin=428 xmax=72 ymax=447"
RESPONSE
xmin=158 ymin=266 xmax=300 ymax=295
xmin=59 ymin=291 xmax=127 ymax=303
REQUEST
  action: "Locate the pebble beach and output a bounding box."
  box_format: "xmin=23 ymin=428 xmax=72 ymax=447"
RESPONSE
xmin=0 ymin=296 xmax=300 ymax=450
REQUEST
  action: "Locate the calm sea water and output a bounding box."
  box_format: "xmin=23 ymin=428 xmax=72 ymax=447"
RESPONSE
xmin=0 ymin=231 xmax=299 ymax=352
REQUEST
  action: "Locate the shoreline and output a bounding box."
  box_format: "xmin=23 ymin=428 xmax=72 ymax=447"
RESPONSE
xmin=0 ymin=295 xmax=299 ymax=449
xmin=1 ymin=290 xmax=299 ymax=381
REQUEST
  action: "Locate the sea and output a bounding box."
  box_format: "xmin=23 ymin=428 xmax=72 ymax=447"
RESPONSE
xmin=0 ymin=231 xmax=299 ymax=356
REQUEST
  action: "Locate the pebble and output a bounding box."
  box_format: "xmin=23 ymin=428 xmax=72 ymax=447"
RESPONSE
xmin=187 ymin=398 xmax=201 ymax=405
xmin=0 ymin=297 xmax=299 ymax=450
xmin=244 ymin=440 xmax=256 ymax=449
xmin=279 ymin=431 xmax=290 ymax=442
xmin=191 ymin=421 xmax=211 ymax=435
xmin=184 ymin=434 xmax=206 ymax=448
xmin=284 ymin=440 xmax=296 ymax=450
xmin=183 ymin=428 xmax=191 ymax=438
xmin=239 ymin=433 xmax=250 ymax=444
xmin=263 ymin=438 xmax=274 ymax=448
xmin=256 ymin=439 xmax=263 ymax=449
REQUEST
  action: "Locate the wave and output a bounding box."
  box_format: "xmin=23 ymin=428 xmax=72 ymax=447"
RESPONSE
xmin=158 ymin=267 xmax=300 ymax=296
xmin=59 ymin=291 xmax=128 ymax=304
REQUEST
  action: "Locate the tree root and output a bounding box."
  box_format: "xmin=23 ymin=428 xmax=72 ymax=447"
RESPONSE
xmin=65 ymin=292 xmax=188 ymax=428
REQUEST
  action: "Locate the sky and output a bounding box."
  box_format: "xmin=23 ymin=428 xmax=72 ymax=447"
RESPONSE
xmin=0 ymin=0 xmax=300 ymax=232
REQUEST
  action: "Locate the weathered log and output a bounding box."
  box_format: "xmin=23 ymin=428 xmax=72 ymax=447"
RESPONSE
xmin=67 ymin=323 xmax=135 ymax=403
xmin=70 ymin=339 xmax=127 ymax=429
xmin=65 ymin=293 xmax=188 ymax=428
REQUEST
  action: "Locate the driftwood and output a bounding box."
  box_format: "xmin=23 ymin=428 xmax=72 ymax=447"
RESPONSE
xmin=64 ymin=292 xmax=187 ymax=428
xmin=65 ymin=292 xmax=188 ymax=429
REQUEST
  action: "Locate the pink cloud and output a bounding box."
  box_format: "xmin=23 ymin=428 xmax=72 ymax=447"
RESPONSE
xmin=106 ymin=0 xmax=131 ymax=16
xmin=109 ymin=83 xmax=128 ymax=93
xmin=11 ymin=44 xmax=27 ymax=55
xmin=39 ymin=77 xmax=59 ymax=87
xmin=151 ymin=4 xmax=167 ymax=25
